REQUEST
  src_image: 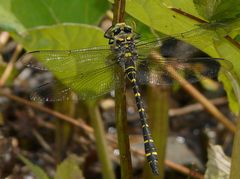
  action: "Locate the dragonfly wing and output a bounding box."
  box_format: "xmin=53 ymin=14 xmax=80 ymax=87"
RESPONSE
xmin=136 ymin=57 xmax=232 ymax=86
xmin=136 ymin=27 xmax=218 ymax=57
xmin=20 ymin=46 xmax=120 ymax=101
xmin=19 ymin=46 xmax=111 ymax=72
xmin=30 ymin=62 xmax=119 ymax=101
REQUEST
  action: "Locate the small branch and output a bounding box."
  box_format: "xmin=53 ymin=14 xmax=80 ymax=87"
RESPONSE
xmin=0 ymin=90 xmax=93 ymax=133
xmin=0 ymin=44 xmax=22 ymax=87
xmin=32 ymin=129 xmax=52 ymax=152
xmin=224 ymin=35 xmax=240 ymax=49
xmin=170 ymin=8 xmax=207 ymax=23
xmin=36 ymin=117 xmax=56 ymax=130
xmin=165 ymin=159 xmax=204 ymax=179
xmin=169 ymin=97 xmax=228 ymax=117
xmin=0 ymin=32 xmax=10 ymax=49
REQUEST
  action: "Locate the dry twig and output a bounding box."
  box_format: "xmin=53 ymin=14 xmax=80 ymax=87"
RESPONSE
xmin=0 ymin=44 xmax=22 ymax=87
xmin=169 ymin=97 xmax=228 ymax=117
xmin=0 ymin=32 xmax=10 ymax=49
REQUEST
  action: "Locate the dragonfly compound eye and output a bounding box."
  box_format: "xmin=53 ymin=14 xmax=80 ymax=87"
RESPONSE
xmin=113 ymin=28 xmax=121 ymax=36
xmin=124 ymin=27 xmax=132 ymax=33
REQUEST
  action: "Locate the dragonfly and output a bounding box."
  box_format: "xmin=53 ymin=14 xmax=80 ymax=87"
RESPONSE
xmin=20 ymin=23 xmax=233 ymax=175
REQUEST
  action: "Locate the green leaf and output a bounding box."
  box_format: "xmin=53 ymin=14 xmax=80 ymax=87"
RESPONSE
xmin=19 ymin=155 xmax=49 ymax=179
xmin=214 ymin=36 xmax=240 ymax=114
xmin=235 ymin=34 xmax=240 ymax=42
xmin=161 ymin=0 xmax=202 ymax=19
xmin=0 ymin=0 xmax=109 ymax=33
xmin=54 ymin=155 xmax=84 ymax=179
xmin=121 ymin=0 xmax=222 ymax=59
xmin=193 ymin=0 xmax=240 ymax=22
xmin=0 ymin=1 xmax=25 ymax=33
xmin=120 ymin=0 xmax=240 ymax=114
xmin=13 ymin=23 xmax=107 ymax=50
xmin=121 ymin=0 xmax=239 ymax=58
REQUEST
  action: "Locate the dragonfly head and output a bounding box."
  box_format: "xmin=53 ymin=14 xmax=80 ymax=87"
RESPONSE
xmin=104 ymin=23 xmax=137 ymax=45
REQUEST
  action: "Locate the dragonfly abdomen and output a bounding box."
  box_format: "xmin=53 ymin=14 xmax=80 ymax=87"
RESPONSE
xmin=125 ymin=62 xmax=159 ymax=175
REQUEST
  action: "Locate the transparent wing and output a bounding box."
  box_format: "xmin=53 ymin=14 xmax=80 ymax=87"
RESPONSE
xmin=19 ymin=46 xmax=121 ymax=101
xmin=19 ymin=46 xmax=111 ymax=72
xmin=136 ymin=27 xmax=217 ymax=57
xmin=30 ymin=62 xmax=120 ymax=101
xmin=136 ymin=56 xmax=233 ymax=86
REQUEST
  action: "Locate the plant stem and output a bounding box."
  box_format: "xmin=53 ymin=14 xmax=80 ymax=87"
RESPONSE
xmin=115 ymin=78 xmax=133 ymax=178
xmin=113 ymin=0 xmax=133 ymax=178
xmin=230 ymin=115 xmax=240 ymax=179
xmin=113 ymin=0 xmax=125 ymax=24
xmin=144 ymin=86 xmax=169 ymax=178
xmin=0 ymin=44 xmax=22 ymax=87
xmin=54 ymin=99 xmax=75 ymax=163
xmin=88 ymin=101 xmax=116 ymax=179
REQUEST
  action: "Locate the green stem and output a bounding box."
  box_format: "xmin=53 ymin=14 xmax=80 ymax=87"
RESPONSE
xmin=144 ymin=86 xmax=169 ymax=178
xmin=113 ymin=0 xmax=133 ymax=178
xmin=230 ymin=115 xmax=240 ymax=179
xmin=113 ymin=0 xmax=126 ymax=24
xmin=115 ymin=65 xmax=133 ymax=178
xmin=55 ymin=100 xmax=74 ymax=163
xmin=88 ymin=101 xmax=116 ymax=179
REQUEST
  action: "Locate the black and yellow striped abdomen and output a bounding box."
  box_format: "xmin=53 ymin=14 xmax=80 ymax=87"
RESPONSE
xmin=125 ymin=61 xmax=159 ymax=175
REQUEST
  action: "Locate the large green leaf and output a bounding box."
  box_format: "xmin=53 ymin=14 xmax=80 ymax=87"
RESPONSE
xmin=14 ymin=23 xmax=107 ymax=50
xmin=54 ymin=155 xmax=84 ymax=179
xmin=193 ymin=0 xmax=240 ymax=22
xmin=109 ymin=0 xmax=219 ymax=57
xmin=0 ymin=1 xmax=25 ymax=33
xmin=161 ymin=0 xmax=201 ymax=19
xmin=0 ymin=0 xmax=109 ymax=33
xmin=19 ymin=155 xmax=49 ymax=179
xmin=214 ymin=36 xmax=240 ymax=114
